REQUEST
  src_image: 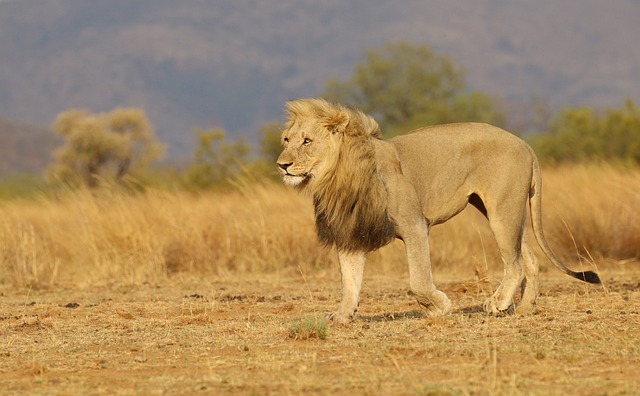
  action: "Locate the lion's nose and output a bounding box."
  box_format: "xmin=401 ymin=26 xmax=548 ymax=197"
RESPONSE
xmin=277 ymin=162 xmax=292 ymax=171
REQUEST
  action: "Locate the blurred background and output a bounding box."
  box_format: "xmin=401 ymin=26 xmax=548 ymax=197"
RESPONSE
xmin=1 ymin=0 xmax=639 ymax=187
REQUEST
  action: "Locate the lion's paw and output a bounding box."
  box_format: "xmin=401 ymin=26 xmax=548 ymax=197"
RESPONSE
xmin=326 ymin=311 xmax=353 ymax=326
xmin=514 ymin=302 xmax=536 ymax=316
xmin=483 ymin=297 xmax=515 ymax=315
xmin=415 ymin=290 xmax=452 ymax=317
xmin=483 ymin=297 xmax=499 ymax=314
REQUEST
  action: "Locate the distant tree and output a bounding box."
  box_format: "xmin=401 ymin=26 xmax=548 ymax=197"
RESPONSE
xmin=47 ymin=108 xmax=164 ymax=187
xmin=184 ymin=128 xmax=251 ymax=189
xmin=324 ymin=42 xmax=503 ymax=135
xmin=529 ymin=99 xmax=640 ymax=164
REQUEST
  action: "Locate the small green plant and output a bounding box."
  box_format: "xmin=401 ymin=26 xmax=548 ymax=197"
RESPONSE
xmin=288 ymin=316 xmax=328 ymax=340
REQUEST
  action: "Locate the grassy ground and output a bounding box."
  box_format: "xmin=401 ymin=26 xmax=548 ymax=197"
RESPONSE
xmin=1 ymin=266 xmax=638 ymax=395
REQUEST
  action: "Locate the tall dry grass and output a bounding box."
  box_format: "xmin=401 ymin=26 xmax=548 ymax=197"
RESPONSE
xmin=1 ymin=164 xmax=638 ymax=287
xmin=0 ymin=184 xmax=331 ymax=286
xmin=541 ymin=164 xmax=640 ymax=262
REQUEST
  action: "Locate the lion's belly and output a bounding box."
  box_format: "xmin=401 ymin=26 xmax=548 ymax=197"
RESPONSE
xmin=413 ymin=171 xmax=473 ymax=226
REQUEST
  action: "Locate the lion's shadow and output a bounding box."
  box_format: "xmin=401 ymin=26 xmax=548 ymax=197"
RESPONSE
xmin=359 ymin=305 xmax=485 ymax=322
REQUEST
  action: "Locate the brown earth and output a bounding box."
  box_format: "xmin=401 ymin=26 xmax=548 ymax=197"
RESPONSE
xmin=1 ymin=263 xmax=639 ymax=395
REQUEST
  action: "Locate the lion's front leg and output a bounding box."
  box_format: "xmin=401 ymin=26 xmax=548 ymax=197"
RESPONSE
xmin=327 ymin=250 xmax=366 ymax=325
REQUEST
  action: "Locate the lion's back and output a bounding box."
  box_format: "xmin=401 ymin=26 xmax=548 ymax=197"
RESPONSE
xmin=390 ymin=122 xmax=533 ymax=171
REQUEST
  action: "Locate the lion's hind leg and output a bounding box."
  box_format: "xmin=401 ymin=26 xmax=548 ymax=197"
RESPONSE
xmin=517 ymin=237 xmax=539 ymax=314
xmin=483 ymin=208 xmax=527 ymax=315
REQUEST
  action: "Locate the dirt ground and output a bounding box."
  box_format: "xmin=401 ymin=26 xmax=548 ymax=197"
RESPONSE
xmin=1 ymin=263 xmax=639 ymax=396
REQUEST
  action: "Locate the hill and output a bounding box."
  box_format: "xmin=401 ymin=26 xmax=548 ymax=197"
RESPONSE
xmin=0 ymin=0 xmax=639 ymax=161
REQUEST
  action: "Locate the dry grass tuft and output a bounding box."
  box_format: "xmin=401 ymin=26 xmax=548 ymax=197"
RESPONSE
xmin=288 ymin=316 xmax=328 ymax=340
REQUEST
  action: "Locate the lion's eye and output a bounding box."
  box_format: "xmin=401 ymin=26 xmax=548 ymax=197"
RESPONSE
xmin=303 ymin=138 xmax=312 ymax=146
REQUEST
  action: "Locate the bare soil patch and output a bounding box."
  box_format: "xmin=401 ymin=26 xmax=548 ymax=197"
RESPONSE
xmin=1 ymin=264 xmax=639 ymax=395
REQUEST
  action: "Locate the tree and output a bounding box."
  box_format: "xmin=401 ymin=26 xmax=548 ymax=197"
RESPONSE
xmin=184 ymin=128 xmax=251 ymax=189
xmin=47 ymin=108 xmax=164 ymax=187
xmin=529 ymin=99 xmax=640 ymax=164
xmin=324 ymin=42 xmax=503 ymax=135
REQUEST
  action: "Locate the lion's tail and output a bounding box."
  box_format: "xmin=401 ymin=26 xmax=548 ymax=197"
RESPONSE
xmin=528 ymin=150 xmax=601 ymax=284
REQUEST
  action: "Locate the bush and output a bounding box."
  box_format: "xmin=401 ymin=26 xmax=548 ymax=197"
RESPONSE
xmin=183 ymin=128 xmax=251 ymax=189
xmin=47 ymin=108 xmax=165 ymax=188
xmin=529 ymin=99 xmax=640 ymax=164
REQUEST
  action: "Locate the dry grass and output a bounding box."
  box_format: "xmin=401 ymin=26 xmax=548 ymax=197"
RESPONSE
xmin=0 ymin=183 xmax=330 ymax=287
xmin=541 ymin=164 xmax=640 ymax=262
xmin=0 ymin=164 xmax=639 ymax=394
xmin=1 ymin=164 xmax=637 ymax=287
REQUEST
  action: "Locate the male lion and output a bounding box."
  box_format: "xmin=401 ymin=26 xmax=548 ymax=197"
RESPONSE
xmin=277 ymin=98 xmax=600 ymax=324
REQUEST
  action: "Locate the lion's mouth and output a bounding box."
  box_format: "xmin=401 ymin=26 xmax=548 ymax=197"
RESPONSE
xmin=284 ymin=172 xmax=308 ymax=178
xmin=282 ymin=172 xmax=310 ymax=186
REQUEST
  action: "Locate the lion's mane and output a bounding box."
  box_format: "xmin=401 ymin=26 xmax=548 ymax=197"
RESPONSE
xmin=286 ymin=99 xmax=396 ymax=252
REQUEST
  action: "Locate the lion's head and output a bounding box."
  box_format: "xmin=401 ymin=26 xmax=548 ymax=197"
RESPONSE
xmin=277 ymin=98 xmax=395 ymax=253
xmin=276 ymin=98 xmax=381 ymax=189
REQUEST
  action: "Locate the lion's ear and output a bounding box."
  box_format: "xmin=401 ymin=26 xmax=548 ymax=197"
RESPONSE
xmin=323 ymin=110 xmax=349 ymax=135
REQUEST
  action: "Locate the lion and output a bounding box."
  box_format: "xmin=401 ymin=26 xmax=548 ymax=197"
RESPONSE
xmin=277 ymin=98 xmax=600 ymax=324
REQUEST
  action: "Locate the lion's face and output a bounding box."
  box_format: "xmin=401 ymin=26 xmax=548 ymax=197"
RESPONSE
xmin=276 ymin=118 xmax=337 ymax=187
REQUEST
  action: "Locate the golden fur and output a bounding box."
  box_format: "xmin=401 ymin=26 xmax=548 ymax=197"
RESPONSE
xmin=277 ymin=98 xmax=600 ymax=324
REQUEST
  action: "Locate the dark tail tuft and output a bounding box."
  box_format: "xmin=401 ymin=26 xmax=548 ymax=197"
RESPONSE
xmin=576 ymin=270 xmax=601 ymax=284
